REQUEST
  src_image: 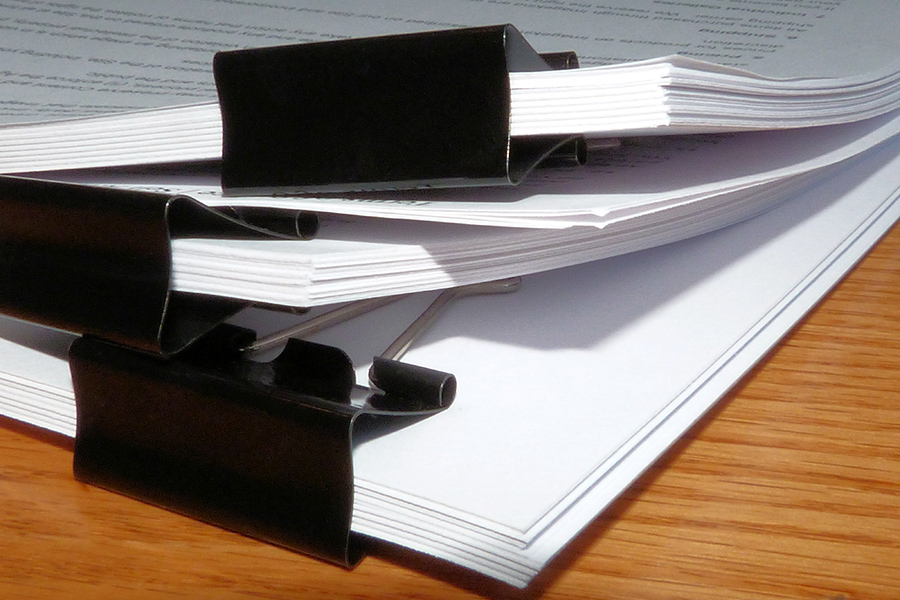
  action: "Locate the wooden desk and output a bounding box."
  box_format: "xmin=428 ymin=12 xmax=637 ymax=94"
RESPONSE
xmin=2 ymin=224 xmax=900 ymax=600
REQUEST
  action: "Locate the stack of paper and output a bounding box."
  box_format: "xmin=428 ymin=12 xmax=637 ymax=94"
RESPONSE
xmin=5 ymin=0 xmax=900 ymax=590
xmin=3 ymin=0 xmax=900 ymax=173
xmin=209 ymin=136 xmax=900 ymax=584
xmin=4 ymin=132 xmax=900 ymax=586
xmin=510 ymin=55 xmax=900 ymax=135
xmin=49 ymin=107 xmax=900 ymax=306
xmin=0 ymin=320 xmax=74 ymax=435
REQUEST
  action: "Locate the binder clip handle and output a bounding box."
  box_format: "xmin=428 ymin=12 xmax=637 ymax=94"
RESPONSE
xmin=368 ymin=278 xmax=521 ymax=409
xmin=245 ymin=278 xmax=522 ymax=411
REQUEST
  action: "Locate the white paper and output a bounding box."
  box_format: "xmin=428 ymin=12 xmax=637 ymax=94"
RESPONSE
xmin=345 ymin=133 xmax=900 ymax=584
xmin=157 ymin=109 xmax=900 ymax=307
xmin=149 ymin=107 xmax=900 ymax=228
xmin=3 ymin=0 xmax=897 ymax=124
xmin=5 ymin=133 xmax=900 ymax=586
xmin=4 ymin=0 xmax=900 ymax=588
xmin=4 ymin=0 xmax=900 ymax=172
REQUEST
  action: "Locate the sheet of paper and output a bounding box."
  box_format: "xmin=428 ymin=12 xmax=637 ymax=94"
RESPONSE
xmin=4 ymin=134 xmax=900 ymax=585
xmin=0 ymin=318 xmax=75 ymax=433
xmin=151 ymin=111 xmax=900 ymax=307
xmin=342 ymin=133 xmax=900 ymax=583
xmin=105 ymin=107 xmax=900 ymax=228
xmin=2 ymin=0 xmax=898 ymax=125
xmin=4 ymin=0 xmax=900 ymax=173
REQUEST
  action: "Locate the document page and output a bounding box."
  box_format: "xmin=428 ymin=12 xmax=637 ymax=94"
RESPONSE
xmin=51 ymin=107 xmax=900 ymax=230
xmin=7 ymin=134 xmax=900 ymax=585
xmin=1 ymin=0 xmax=897 ymax=124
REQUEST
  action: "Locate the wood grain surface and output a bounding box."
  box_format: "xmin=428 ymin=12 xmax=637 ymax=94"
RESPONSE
xmin=1 ymin=222 xmax=899 ymax=600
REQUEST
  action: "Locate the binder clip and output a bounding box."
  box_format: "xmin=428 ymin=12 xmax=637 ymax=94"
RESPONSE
xmin=68 ymin=275 xmax=502 ymax=566
xmin=0 ymin=175 xmax=311 ymax=355
xmin=214 ymin=24 xmax=584 ymax=193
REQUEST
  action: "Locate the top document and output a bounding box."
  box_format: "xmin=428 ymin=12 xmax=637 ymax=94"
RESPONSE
xmin=1 ymin=0 xmax=897 ymax=123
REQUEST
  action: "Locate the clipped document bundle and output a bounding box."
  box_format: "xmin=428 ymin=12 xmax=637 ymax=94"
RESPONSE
xmin=3 ymin=0 xmax=900 ymax=590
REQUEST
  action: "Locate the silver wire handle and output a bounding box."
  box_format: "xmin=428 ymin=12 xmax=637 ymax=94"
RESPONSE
xmin=380 ymin=277 xmax=521 ymax=361
xmin=244 ymin=277 xmax=522 ymax=357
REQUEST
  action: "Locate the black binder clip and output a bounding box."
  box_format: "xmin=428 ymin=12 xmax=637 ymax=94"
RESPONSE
xmin=69 ymin=324 xmax=454 ymax=566
xmin=69 ymin=299 xmax=461 ymax=566
xmin=0 ymin=175 xmax=311 ymax=355
xmin=214 ymin=24 xmax=584 ymax=193
xmin=68 ymin=277 xmax=519 ymax=567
